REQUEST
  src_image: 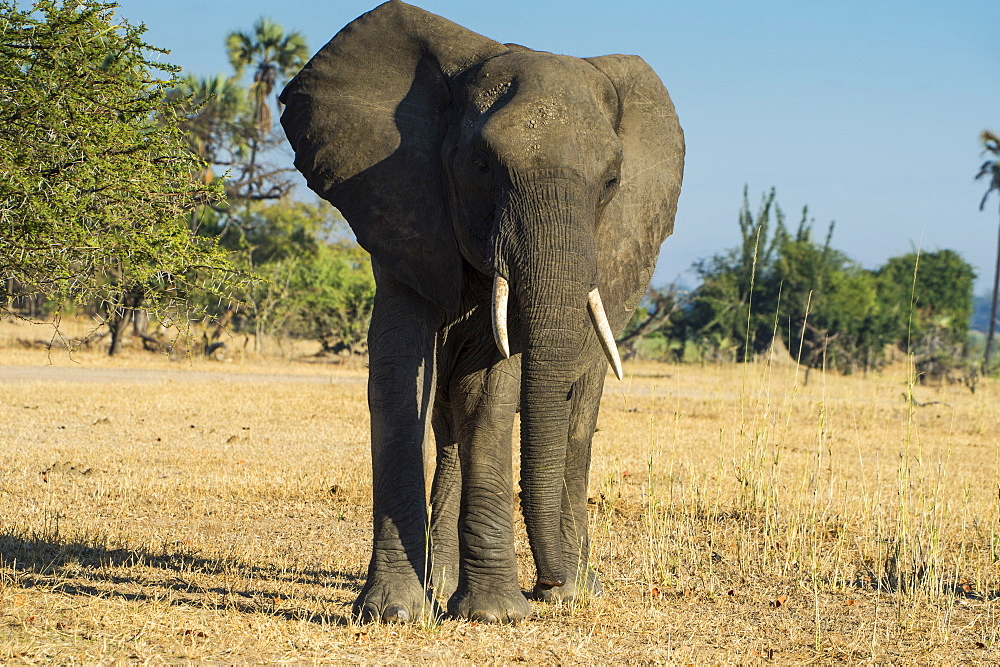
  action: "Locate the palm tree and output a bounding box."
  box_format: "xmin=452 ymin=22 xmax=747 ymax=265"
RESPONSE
xmin=976 ymin=130 xmax=1000 ymax=374
xmin=226 ymin=17 xmax=307 ymax=135
xmin=225 ymin=18 xmax=307 ymax=201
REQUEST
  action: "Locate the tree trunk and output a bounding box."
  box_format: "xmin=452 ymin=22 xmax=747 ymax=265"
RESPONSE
xmin=210 ymin=306 xmax=235 ymax=343
xmin=132 ymin=308 xmax=149 ymax=338
xmin=107 ymin=307 xmax=131 ymax=356
xmin=617 ymin=285 xmax=684 ymax=361
xmin=107 ymin=287 xmax=144 ymax=356
xmin=983 ymin=209 xmax=1000 ymax=375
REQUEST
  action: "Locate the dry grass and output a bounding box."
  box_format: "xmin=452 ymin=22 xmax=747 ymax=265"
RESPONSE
xmin=1 ymin=317 xmax=998 ymax=662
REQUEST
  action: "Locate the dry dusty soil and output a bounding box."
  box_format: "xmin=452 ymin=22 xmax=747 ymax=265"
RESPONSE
xmin=1 ymin=319 xmax=998 ymax=662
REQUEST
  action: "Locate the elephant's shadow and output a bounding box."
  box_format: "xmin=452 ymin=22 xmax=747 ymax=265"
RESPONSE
xmin=0 ymin=531 xmax=359 ymax=625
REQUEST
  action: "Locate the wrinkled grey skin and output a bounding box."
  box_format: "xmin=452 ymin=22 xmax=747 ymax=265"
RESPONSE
xmin=280 ymin=0 xmax=683 ymax=624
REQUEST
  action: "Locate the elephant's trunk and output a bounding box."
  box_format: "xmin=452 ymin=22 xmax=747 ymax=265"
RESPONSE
xmin=498 ymin=174 xmax=595 ymax=589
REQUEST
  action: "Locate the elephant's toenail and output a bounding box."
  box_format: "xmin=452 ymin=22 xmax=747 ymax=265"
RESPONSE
xmin=472 ymin=611 xmax=498 ymax=623
xmin=383 ymin=604 xmax=409 ymax=622
xmin=358 ymin=603 xmax=380 ymax=623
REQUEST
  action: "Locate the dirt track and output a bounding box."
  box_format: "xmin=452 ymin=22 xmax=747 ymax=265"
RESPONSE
xmin=0 ymin=363 xmax=367 ymax=386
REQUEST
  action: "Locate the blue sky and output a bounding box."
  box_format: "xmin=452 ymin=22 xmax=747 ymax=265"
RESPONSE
xmin=116 ymin=0 xmax=1000 ymax=292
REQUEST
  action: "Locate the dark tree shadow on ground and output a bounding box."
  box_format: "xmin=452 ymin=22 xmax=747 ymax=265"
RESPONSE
xmin=0 ymin=532 xmax=361 ymax=626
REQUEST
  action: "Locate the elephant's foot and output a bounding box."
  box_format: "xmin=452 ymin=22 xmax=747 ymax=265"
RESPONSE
xmin=447 ymin=585 xmax=531 ymax=623
xmin=353 ymin=574 xmax=437 ymax=624
xmin=532 ymin=566 xmax=602 ymax=603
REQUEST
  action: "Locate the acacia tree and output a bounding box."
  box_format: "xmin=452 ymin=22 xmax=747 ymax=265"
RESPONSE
xmin=0 ymin=0 xmax=240 ymax=343
xmin=976 ymin=130 xmax=1000 ymax=374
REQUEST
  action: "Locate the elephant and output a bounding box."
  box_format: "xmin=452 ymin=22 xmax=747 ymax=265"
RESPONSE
xmin=279 ymin=0 xmax=684 ymax=623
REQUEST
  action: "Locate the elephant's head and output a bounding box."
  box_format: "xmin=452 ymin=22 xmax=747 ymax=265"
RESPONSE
xmin=280 ymin=0 xmax=683 ymax=589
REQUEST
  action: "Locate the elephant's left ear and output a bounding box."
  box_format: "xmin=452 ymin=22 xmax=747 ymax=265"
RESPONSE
xmin=585 ymin=55 xmax=685 ymax=332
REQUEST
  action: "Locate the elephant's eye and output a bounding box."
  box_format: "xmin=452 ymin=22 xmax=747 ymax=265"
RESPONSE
xmin=600 ymin=174 xmax=620 ymax=206
xmin=473 ymin=154 xmax=491 ymax=173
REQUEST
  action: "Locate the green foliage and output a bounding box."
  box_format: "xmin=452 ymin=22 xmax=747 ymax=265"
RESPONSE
xmin=289 ymin=242 xmax=375 ymax=354
xmin=165 ymin=17 xmax=307 ymax=212
xmin=771 ymin=217 xmax=884 ymax=371
xmin=875 ymin=250 xmax=976 ymax=384
xmin=202 ymin=199 xmax=339 ymax=265
xmin=688 ymin=187 xmax=784 ymax=359
xmin=876 ymin=250 xmax=975 ymax=346
xmin=0 ymin=0 xmax=240 ymax=319
xmin=618 ymin=284 xmax=688 ymax=361
xmin=206 ymin=200 xmax=374 ymax=354
xmin=686 ymin=187 xmax=976 ymax=375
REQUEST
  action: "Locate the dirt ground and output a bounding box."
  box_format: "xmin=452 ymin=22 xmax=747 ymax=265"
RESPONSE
xmin=1 ymin=318 xmax=998 ymax=662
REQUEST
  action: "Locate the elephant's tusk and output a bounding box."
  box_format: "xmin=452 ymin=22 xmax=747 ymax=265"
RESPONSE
xmin=492 ymin=274 xmax=511 ymax=359
xmin=587 ymin=288 xmax=623 ymax=381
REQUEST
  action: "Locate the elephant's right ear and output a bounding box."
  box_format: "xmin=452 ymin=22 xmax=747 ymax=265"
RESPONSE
xmin=279 ymin=1 xmax=507 ymax=311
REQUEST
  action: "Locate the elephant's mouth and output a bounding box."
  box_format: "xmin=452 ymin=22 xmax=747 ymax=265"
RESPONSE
xmin=490 ymin=273 xmax=622 ymax=380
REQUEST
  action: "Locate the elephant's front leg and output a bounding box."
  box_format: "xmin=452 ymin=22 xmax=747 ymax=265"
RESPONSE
xmin=446 ymin=359 xmax=531 ymax=622
xmin=355 ymin=264 xmax=444 ymax=623
xmin=428 ymin=399 xmax=461 ymax=599
xmin=533 ymin=360 xmax=606 ymax=604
